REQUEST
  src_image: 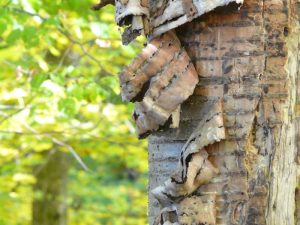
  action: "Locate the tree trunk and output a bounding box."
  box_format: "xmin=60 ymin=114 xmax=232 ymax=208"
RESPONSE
xmin=148 ymin=0 xmax=300 ymax=224
xmin=32 ymin=150 xmax=70 ymax=225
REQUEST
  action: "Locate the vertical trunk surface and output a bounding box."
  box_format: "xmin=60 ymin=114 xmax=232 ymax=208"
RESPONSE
xmin=148 ymin=0 xmax=300 ymax=224
xmin=32 ymin=150 xmax=70 ymax=225
xmin=295 ymin=2 xmax=300 ymax=223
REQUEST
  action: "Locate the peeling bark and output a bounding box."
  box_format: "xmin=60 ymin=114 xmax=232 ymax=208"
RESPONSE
xmin=102 ymin=0 xmax=244 ymax=44
xmin=93 ymin=0 xmax=300 ymax=224
xmin=151 ymin=102 xmax=225 ymax=225
xmin=119 ymin=31 xmax=198 ymax=137
xmin=149 ymin=0 xmax=244 ymax=38
xmin=148 ymin=0 xmax=300 ymax=224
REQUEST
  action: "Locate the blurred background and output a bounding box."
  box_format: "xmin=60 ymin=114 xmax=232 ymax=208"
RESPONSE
xmin=0 ymin=0 xmax=148 ymax=224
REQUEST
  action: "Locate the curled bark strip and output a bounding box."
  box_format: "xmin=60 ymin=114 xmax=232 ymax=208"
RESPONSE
xmin=151 ymin=102 xmax=225 ymax=225
xmin=119 ymin=31 xmax=198 ymax=137
xmin=119 ymin=31 xmax=182 ymax=102
xmin=150 ymin=0 xmax=244 ymax=37
xmin=115 ymin=0 xmax=149 ymax=25
xmin=94 ymin=0 xmax=243 ymax=44
xmin=115 ymin=0 xmax=150 ymax=43
xmin=133 ymin=60 xmax=198 ymax=137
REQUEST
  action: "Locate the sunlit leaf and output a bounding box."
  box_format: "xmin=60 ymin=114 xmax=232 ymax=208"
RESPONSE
xmin=0 ymin=20 xmax=7 ymax=35
xmin=68 ymin=84 xmax=84 ymax=100
xmin=58 ymin=97 xmax=77 ymax=117
xmin=22 ymin=26 xmax=39 ymax=48
xmin=6 ymin=29 xmax=21 ymax=44
xmin=31 ymin=73 xmax=48 ymax=89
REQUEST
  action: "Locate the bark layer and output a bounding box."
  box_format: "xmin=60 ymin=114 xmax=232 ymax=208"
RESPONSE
xmin=148 ymin=0 xmax=300 ymax=224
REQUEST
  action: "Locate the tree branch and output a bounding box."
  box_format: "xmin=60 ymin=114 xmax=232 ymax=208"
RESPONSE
xmin=91 ymin=0 xmax=115 ymax=10
xmin=10 ymin=7 xmax=115 ymax=75
xmin=0 ymin=98 xmax=34 ymax=126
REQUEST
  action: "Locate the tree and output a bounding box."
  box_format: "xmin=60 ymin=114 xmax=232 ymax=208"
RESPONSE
xmin=93 ymin=0 xmax=300 ymax=223
xmin=146 ymin=0 xmax=300 ymax=224
xmin=32 ymin=150 xmax=70 ymax=225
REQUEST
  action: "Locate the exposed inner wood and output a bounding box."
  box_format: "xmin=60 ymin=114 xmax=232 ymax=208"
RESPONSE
xmin=177 ymin=195 xmax=217 ymax=225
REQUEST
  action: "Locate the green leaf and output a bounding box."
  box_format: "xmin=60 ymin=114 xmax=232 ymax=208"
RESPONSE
xmin=31 ymin=74 xmax=48 ymax=89
xmin=0 ymin=8 xmax=8 ymax=19
xmin=58 ymin=98 xmax=77 ymax=117
xmin=67 ymin=84 xmax=84 ymax=100
xmin=22 ymin=26 xmax=39 ymax=48
xmin=6 ymin=29 xmax=21 ymax=45
xmin=43 ymin=16 xmax=60 ymax=27
xmin=0 ymin=20 xmax=7 ymax=35
xmin=50 ymin=73 xmax=65 ymax=86
xmin=84 ymin=83 xmax=99 ymax=102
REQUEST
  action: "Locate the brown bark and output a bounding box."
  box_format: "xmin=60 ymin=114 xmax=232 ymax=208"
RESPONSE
xmin=148 ymin=0 xmax=300 ymax=224
xmin=32 ymin=150 xmax=70 ymax=225
xmin=120 ymin=31 xmax=198 ymax=138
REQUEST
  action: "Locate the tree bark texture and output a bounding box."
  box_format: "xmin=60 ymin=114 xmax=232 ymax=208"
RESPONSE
xmin=32 ymin=150 xmax=70 ymax=225
xmin=148 ymin=0 xmax=300 ymax=224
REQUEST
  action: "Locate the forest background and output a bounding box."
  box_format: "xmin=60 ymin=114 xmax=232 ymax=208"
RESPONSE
xmin=0 ymin=0 xmax=148 ymax=224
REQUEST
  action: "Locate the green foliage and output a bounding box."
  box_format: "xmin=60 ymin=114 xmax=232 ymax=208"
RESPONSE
xmin=0 ymin=0 xmax=147 ymax=224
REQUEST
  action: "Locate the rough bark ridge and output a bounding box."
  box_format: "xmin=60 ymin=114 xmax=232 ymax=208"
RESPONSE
xmin=149 ymin=0 xmax=300 ymax=224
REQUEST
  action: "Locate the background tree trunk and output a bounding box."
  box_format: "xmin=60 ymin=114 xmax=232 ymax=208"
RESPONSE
xmin=148 ymin=0 xmax=300 ymax=224
xmin=32 ymin=150 xmax=70 ymax=225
